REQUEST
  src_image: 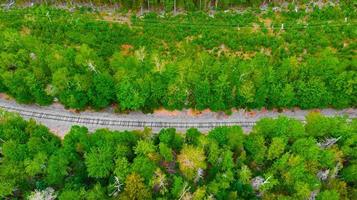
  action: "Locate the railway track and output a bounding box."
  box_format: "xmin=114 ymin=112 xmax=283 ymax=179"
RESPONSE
xmin=2 ymin=100 xmax=356 ymax=132
xmin=0 ymin=104 xmax=257 ymax=129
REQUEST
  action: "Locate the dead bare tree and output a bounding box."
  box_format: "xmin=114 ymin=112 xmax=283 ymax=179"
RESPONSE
xmin=251 ymin=176 xmax=271 ymax=191
xmin=174 ymin=0 xmax=176 ymax=15
xmin=109 ymin=176 xmax=123 ymax=197
xmin=317 ymin=136 xmax=341 ymax=149
xmin=317 ymin=169 xmax=329 ymax=181
xmin=178 ymin=183 xmax=191 ymax=200
xmin=309 ymin=189 xmax=320 ymax=200
xmin=28 ymin=188 xmax=57 ymax=200
xmin=4 ymin=0 xmax=15 ymax=10
xmin=194 ymin=168 xmax=204 ymax=183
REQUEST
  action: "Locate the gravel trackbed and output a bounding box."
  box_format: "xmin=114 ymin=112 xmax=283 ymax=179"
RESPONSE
xmin=0 ymin=98 xmax=355 ymax=137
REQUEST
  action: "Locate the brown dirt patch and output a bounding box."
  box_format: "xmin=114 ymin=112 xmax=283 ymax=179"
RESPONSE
xmin=260 ymin=47 xmax=272 ymax=56
xmin=260 ymin=18 xmax=275 ymax=35
xmin=20 ymin=27 xmax=31 ymax=36
xmin=154 ymin=108 xmax=180 ymax=116
xmin=187 ymin=109 xmax=211 ymax=116
xmin=246 ymin=110 xmax=257 ymax=117
xmin=235 ymin=50 xmax=256 ymax=60
xmin=260 ymin=107 xmax=268 ymax=114
xmin=68 ymin=108 xmax=80 ymax=114
xmin=121 ymin=44 xmax=134 ymax=55
xmin=97 ymin=12 xmax=132 ymax=27
xmin=0 ymin=93 xmax=11 ymax=100
xmin=251 ymin=23 xmax=261 ymax=33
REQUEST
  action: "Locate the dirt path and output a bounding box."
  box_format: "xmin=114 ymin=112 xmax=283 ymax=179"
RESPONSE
xmin=0 ymin=97 xmax=356 ymax=137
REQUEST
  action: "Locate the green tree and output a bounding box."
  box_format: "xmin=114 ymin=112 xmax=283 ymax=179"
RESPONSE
xmin=2 ymin=70 xmax=34 ymax=103
xmin=88 ymin=73 xmax=115 ymax=110
xmin=267 ymin=137 xmax=287 ymax=161
xmin=243 ymin=134 xmax=267 ymax=165
xmin=158 ymin=128 xmax=183 ymax=150
xmin=193 ymin=78 xmax=211 ymax=110
xmin=185 ymin=128 xmax=201 ymax=146
xmin=131 ymin=156 xmax=157 ymax=181
xmin=170 ymin=176 xmax=185 ymax=198
xmin=296 ymin=78 xmax=331 ymax=109
xmin=291 ymin=138 xmax=320 ymax=163
xmin=46 ymin=151 xmax=69 ymax=185
xmin=24 ymin=152 xmax=48 ymax=177
xmin=121 ymin=173 xmax=152 ymax=200
xmin=238 ymin=165 xmax=252 ymax=185
xmin=317 ymin=190 xmax=340 ymax=200
xmin=159 ymin=143 xmax=174 ymax=161
xmin=85 ymin=184 xmax=108 ymax=200
xmin=305 ymin=112 xmax=344 ymax=138
xmin=341 ymin=164 xmax=357 ymax=184
xmin=163 ymin=79 xmax=188 ymax=110
xmin=177 ymin=145 xmax=206 ymax=180
xmin=277 ymin=84 xmax=296 ymax=108
xmin=75 ymin=44 xmax=103 ymax=73
xmin=221 ymin=149 xmax=234 ymax=171
xmin=134 ymin=140 xmax=156 ymax=156
xmin=116 ymin=78 xmax=147 ymax=110
xmin=58 ymin=190 xmax=83 ymax=200
xmin=85 ymin=146 xmax=114 ymax=178
xmin=114 ymin=157 xmax=131 ymax=180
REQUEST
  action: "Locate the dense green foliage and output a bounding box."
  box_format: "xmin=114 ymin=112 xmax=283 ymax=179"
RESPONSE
xmin=0 ymin=3 xmax=356 ymax=112
xmin=8 ymin=0 xmax=329 ymax=11
xmin=1 ymin=110 xmax=357 ymax=199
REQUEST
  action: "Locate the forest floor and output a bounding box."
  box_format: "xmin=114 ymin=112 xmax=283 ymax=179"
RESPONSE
xmin=0 ymin=95 xmax=355 ymax=137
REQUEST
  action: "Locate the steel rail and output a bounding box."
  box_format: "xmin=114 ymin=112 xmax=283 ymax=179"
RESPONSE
xmin=2 ymin=102 xmax=355 ymax=131
xmin=0 ymin=104 xmax=258 ymax=129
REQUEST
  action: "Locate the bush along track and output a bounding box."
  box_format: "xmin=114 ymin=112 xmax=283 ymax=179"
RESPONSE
xmin=0 ymin=3 xmax=356 ymax=112
xmin=0 ymin=110 xmax=357 ymax=199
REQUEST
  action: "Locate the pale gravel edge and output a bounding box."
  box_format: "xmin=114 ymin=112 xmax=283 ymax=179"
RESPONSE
xmin=0 ymin=98 xmax=356 ymax=137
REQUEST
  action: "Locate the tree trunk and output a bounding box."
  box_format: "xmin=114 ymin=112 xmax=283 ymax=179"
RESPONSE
xmin=174 ymin=0 xmax=176 ymax=15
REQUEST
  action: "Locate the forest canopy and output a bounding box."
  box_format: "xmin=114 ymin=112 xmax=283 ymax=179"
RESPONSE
xmin=0 ymin=110 xmax=356 ymax=199
xmin=6 ymin=0 xmax=344 ymax=11
xmin=0 ymin=2 xmax=356 ymax=112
